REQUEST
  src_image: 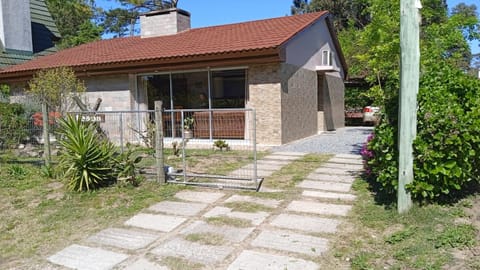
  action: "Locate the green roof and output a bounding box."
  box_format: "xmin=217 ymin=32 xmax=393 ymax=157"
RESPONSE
xmin=0 ymin=0 xmax=60 ymax=69
xmin=0 ymin=50 xmax=33 ymax=68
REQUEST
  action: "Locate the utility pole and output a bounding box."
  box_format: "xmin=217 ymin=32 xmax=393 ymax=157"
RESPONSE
xmin=398 ymin=0 xmax=421 ymax=213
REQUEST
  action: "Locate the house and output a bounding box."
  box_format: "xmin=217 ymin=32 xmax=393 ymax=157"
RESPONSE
xmin=0 ymin=0 xmax=60 ymax=68
xmin=0 ymin=8 xmax=347 ymax=146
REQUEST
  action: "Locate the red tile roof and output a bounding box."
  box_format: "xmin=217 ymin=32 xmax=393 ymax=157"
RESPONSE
xmin=0 ymin=11 xmax=329 ymax=76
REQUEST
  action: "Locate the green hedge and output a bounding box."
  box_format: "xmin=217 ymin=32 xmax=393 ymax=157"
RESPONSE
xmin=0 ymin=102 xmax=28 ymax=148
xmin=363 ymin=65 xmax=480 ymax=200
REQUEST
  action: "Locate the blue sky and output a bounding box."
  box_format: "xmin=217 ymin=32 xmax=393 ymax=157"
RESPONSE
xmin=97 ymin=0 xmax=479 ymax=55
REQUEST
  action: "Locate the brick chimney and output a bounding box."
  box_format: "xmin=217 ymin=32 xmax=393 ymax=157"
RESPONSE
xmin=0 ymin=0 xmax=33 ymax=52
xmin=140 ymin=8 xmax=191 ymax=38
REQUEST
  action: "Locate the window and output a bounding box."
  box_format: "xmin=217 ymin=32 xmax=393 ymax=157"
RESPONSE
xmin=138 ymin=74 xmax=171 ymax=110
xmin=211 ymin=69 xmax=246 ymax=108
xmin=322 ymin=50 xmax=333 ymax=66
xmin=171 ymin=71 xmax=208 ymax=109
xmin=139 ymin=68 xmax=246 ymax=110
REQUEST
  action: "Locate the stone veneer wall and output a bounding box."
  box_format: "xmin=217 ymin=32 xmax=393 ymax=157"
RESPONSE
xmin=280 ymin=63 xmax=318 ymax=144
xmin=84 ymin=75 xmax=131 ymax=111
xmin=83 ymin=74 xmax=142 ymax=145
xmin=140 ymin=9 xmax=190 ymax=38
xmin=324 ymin=72 xmax=345 ymax=129
xmin=247 ymin=64 xmax=283 ymax=146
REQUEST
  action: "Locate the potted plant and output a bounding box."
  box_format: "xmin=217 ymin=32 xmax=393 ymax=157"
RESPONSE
xmin=183 ymin=116 xmax=194 ymax=139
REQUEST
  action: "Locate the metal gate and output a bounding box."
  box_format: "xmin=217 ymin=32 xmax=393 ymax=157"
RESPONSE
xmin=162 ymin=108 xmax=262 ymax=191
xmin=67 ymin=108 xmax=261 ymax=190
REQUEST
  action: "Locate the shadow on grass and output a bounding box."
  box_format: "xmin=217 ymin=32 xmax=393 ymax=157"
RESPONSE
xmin=360 ymin=172 xmax=480 ymax=207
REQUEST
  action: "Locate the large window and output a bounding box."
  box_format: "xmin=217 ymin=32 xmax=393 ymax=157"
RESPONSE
xmin=140 ymin=74 xmax=171 ymax=110
xmin=211 ymin=69 xmax=246 ymax=108
xmin=139 ymin=68 xmax=246 ymax=110
xmin=172 ymin=71 xmax=209 ymax=109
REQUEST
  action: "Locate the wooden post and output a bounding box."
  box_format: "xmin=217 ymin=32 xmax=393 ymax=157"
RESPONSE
xmin=398 ymin=0 xmax=421 ymax=213
xmin=41 ymin=103 xmax=51 ymax=167
xmin=155 ymin=101 xmax=165 ymax=183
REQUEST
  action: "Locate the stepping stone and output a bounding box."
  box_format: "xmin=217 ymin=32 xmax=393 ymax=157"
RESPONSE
xmin=329 ymin=157 xmax=364 ymax=165
xmin=125 ymin=213 xmax=186 ymax=232
xmin=243 ymin=163 xmax=284 ymax=171
xmin=272 ymin=152 xmax=307 ymax=156
xmin=287 ymin=200 xmax=352 ymax=216
xmin=271 ymin=213 xmax=340 ymax=233
xmin=335 ymin=153 xmax=362 ymax=160
xmin=251 ymin=230 xmax=329 ymax=256
xmin=48 ymin=244 xmax=128 ymax=270
xmin=203 ymin=206 xmax=269 ymax=225
xmin=123 ymin=258 xmax=168 ymax=270
xmin=174 ymin=190 xmax=225 ymax=204
xmin=151 ymin=237 xmax=234 ymax=265
xmin=148 ymin=201 xmax=208 ymax=216
xmin=256 ymin=170 xmax=275 ymax=177
xmin=225 ymin=194 xmax=282 ymax=208
xmin=87 ymin=228 xmax=160 ymax=250
xmin=298 ymin=180 xmax=352 ymax=193
xmin=227 ymin=250 xmax=318 ymax=270
xmin=257 ymin=159 xmax=291 ymax=165
xmin=303 ymin=190 xmax=357 ymax=202
xmin=322 ymin=162 xmax=363 ymax=171
xmin=180 ymin=220 xmax=254 ymax=243
xmin=306 ymin=173 xmax=356 ymax=183
xmin=314 ymin=167 xmax=357 ymax=175
xmin=263 ymin=155 xmax=302 ymax=161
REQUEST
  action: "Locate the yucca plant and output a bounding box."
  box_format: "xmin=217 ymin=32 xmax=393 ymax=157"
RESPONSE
xmin=115 ymin=143 xmax=143 ymax=187
xmin=57 ymin=115 xmax=116 ymax=191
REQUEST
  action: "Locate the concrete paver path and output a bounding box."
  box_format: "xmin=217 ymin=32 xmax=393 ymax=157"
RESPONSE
xmin=45 ymin=152 xmax=363 ymax=270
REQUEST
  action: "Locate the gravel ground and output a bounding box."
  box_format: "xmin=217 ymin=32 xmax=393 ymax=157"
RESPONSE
xmin=273 ymin=126 xmax=374 ymax=155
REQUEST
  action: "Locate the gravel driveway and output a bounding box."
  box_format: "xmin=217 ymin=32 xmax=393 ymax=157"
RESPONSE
xmin=273 ymin=126 xmax=374 ymax=155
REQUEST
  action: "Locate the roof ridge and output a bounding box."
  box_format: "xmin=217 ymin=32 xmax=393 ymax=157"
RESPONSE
xmin=186 ymin=11 xmax=328 ymax=33
xmin=0 ymin=11 xmax=332 ymax=76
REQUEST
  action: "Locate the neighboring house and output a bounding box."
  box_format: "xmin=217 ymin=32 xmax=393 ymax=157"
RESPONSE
xmin=0 ymin=0 xmax=60 ymax=68
xmin=0 ymin=8 xmax=347 ymax=146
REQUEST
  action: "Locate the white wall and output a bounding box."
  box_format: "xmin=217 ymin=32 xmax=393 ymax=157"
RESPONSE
xmin=0 ymin=0 xmax=33 ymax=52
xmin=284 ymin=19 xmax=345 ymax=78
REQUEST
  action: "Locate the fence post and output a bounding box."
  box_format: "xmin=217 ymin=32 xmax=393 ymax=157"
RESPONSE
xmin=119 ymin=113 xmax=124 ymax=153
xmin=155 ymin=101 xmax=165 ymax=183
xmin=42 ymin=103 xmax=51 ymax=167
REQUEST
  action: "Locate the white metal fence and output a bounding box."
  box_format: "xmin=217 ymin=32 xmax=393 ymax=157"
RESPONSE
xmin=69 ymin=108 xmax=261 ymax=190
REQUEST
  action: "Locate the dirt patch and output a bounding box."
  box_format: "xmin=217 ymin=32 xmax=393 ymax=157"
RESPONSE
xmin=443 ymin=195 xmax=480 ymax=270
xmin=47 ymin=182 xmax=63 ymax=190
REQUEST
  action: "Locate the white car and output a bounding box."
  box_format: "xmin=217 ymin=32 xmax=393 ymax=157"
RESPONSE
xmin=363 ymin=106 xmax=380 ymax=125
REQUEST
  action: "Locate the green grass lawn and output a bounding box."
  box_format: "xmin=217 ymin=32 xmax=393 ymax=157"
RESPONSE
xmin=327 ymin=179 xmax=480 ymax=270
xmin=1 ymin=149 xmax=478 ymax=269
xmin=0 ymin=148 xmax=258 ymax=268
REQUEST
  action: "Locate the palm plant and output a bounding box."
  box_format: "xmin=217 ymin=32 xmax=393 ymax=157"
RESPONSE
xmin=57 ymin=115 xmax=116 ymax=191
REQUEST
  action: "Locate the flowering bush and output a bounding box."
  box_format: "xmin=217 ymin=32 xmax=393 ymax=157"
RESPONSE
xmin=360 ymin=132 xmax=375 ymax=176
xmin=32 ymin=112 xmax=61 ymax=127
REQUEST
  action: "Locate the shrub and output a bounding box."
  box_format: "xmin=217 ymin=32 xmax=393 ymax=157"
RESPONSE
xmin=364 ymin=65 xmax=480 ymax=200
xmin=115 ymin=143 xmax=143 ymax=187
xmin=0 ymin=102 xmax=29 ymax=148
xmin=57 ymin=115 xmax=116 ymax=191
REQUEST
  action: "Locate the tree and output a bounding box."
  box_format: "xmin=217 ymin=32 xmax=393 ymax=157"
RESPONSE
xmin=46 ymin=0 xmax=103 ymax=48
xmin=291 ymin=0 xmax=309 ymax=15
xmin=102 ymin=8 xmax=139 ymax=37
xmin=27 ymin=67 xmax=86 ymax=114
xmin=291 ymin=0 xmax=370 ymax=31
xmin=101 ymin=0 xmax=179 ymax=37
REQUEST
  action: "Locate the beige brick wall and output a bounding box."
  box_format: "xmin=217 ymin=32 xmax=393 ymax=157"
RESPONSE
xmin=247 ymin=64 xmax=282 ymax=145
xmin=84 ymin=75 xmax=131 ymax=111
xmin=280 ymin=63 xmax=318 ymax=144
